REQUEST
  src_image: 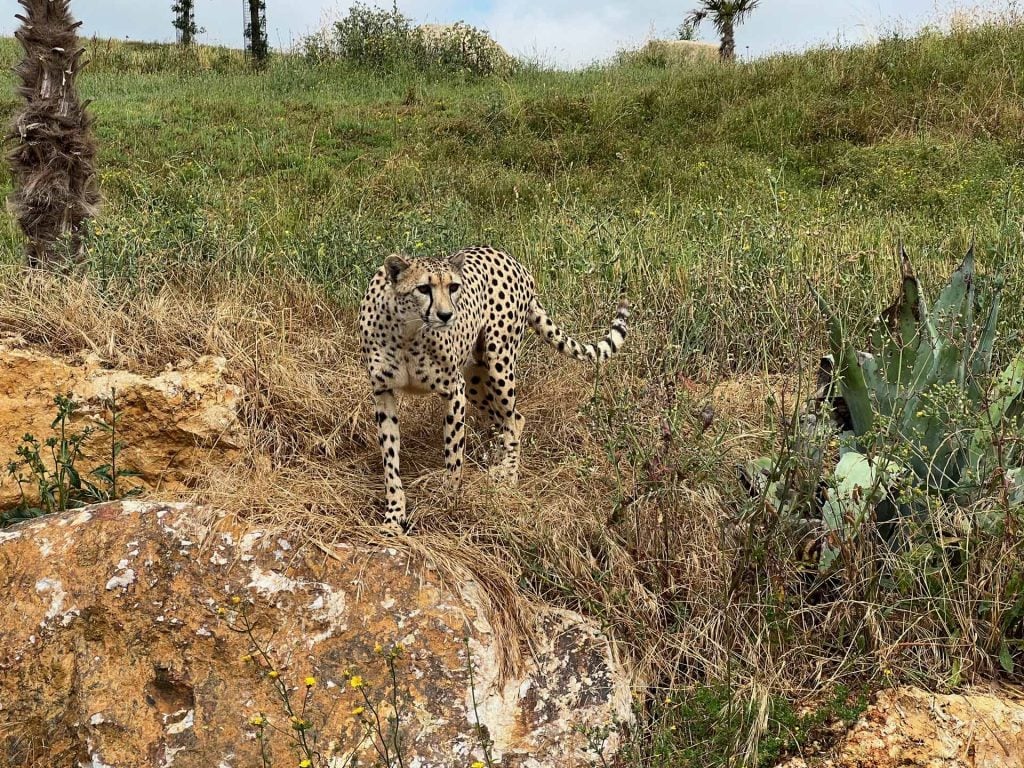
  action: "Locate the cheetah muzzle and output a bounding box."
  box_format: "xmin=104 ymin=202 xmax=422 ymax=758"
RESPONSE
xmin=359 ymin=246 xmax=629 ymax=534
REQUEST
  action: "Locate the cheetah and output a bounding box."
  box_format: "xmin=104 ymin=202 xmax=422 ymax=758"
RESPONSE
xmin=359 ymin=246 xmax=629 ymax=533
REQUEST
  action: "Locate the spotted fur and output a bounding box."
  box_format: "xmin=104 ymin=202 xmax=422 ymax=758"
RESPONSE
xmin=359 ymin=246 xmax=629 ymax=533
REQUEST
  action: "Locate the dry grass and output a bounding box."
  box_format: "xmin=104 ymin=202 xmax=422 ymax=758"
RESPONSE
xmin=0 ymin=267 xmax=809 ymax=689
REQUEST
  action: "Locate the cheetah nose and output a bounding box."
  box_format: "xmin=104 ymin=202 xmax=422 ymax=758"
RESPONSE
xmin=437 ymin=311 xmax=453 ymax=323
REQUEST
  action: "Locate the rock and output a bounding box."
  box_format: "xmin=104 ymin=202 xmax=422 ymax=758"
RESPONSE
xmin=417 ymin=22 xmax=515 ymax=71
xmin=0 ymin=340 xmax=244 ymax=510
xmin=0 ymin=501 xmax=632 ymax=767
xmin=779 ymin=686 xmax=1024 ymax=768
xmin=629 ymin=39 xmax=720 ymax=65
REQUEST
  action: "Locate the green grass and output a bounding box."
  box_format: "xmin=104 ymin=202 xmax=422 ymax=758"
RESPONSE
xmin=3 ymin=24 xmax=1023 ymax=372
xmin=2 ymin=21 xmax=1024 ymax=767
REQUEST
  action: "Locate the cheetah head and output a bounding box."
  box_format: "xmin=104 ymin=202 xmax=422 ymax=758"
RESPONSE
xmin=384 ymin=252 xmax=464 ymax=329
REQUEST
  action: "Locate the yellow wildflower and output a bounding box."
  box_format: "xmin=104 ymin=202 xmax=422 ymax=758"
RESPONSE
xmin=300 ymin=761 xmax=312 ymax=768
xmin=352 ymin=705 xmax=365 ymax=716
xmin=304 ymin=676 xmax=317 ymax=688
xmin=349 ymin=675 xmax=363 ymax=689
xmin=471 ymin=762 xmax=485 ymax=768
xmin=231 ymin=595 xmax=241 ymax=605
xmin=268 ymin=670 xmax=279 ymax=680
xmin=249 ymin=715 xmax=265 ymax=727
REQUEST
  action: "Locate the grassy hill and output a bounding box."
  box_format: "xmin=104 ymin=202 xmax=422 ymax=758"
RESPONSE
xmin=1 ymin=20 xmax=1024 ymax=767
xmin=2 ymin=25 xmax=1023 ymax=369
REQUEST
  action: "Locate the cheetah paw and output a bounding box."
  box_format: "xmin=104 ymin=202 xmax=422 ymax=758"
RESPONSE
xmin=380 ymin=520 xmax=407 ymax=537
xmin=486 ymin=465 xmax=519 ymax=486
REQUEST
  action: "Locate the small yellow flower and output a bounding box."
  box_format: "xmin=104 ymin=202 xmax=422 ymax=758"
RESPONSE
xmin=351 ymin=705 xmax=365 ymax=716
xmin=349 ymin=675 xmax=363 ymax=689
xmin=471 ymin=762 xmax=485 ymax=768
xmin=231 ymin=595 xmax=241 ymax=605
xmin=374 ymin=642 xmax=383 ymax=654
xmin=249 ymin=715 xmax=265 ymax=727
xmin=299 ymin=760 xmax=312 ymax=768
xmin=268 ymin=670 xmax=279 ymax=680
xmin=216 ymin=606 xmax=226 ymax=616
xmin=305 ymin=676 xmax=317 ymax=688
xmin=241 ymin=654 xmax=253 ymax=663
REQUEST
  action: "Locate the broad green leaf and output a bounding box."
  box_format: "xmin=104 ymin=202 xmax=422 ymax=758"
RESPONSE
xmin=811 ymin=282 xmax=874 ymax=435
xmin=873 ymin=253 xmax=923 ymax=387
xmin=1000 ymin=640 xmax=1015 ymax=675
xmin=971 ymin=276 xmax=1003 ymax=380
xmin=969 ymin=353 xmax=1024 ymax=475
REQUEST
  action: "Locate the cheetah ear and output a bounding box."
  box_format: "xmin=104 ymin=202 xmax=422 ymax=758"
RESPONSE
xmin=384 ymin=254 xmax=410 ymax=284
xmin=448 ymin=251 xmax=466 ymax=272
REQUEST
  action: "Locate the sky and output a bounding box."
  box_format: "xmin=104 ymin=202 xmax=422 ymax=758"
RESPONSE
xmin=0 ymin=1 xmax=1006 ymax=69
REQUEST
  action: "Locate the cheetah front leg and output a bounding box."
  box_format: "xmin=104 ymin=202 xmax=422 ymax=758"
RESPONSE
xmin=443 ymin=377 xmax=467 ymax=488
xmin=373 ymin=390 xmax=407 ymax=534
xmin=489 ymin=369 xmax=524 ymax=485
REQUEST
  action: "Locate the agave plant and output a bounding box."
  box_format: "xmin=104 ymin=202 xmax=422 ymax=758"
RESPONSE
xmin=813 ymin=247 xmax=1023 ymax=495
xmin=745 ymin=248 xmax=1024 ymax=571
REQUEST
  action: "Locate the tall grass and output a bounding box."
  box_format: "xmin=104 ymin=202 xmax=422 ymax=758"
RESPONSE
xmin=1 ymin=18 xmax=1023 ymax=766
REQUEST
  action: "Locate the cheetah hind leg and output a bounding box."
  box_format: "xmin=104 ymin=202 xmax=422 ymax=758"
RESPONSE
xmin=465 ymin=363 xmax=501 ymax=455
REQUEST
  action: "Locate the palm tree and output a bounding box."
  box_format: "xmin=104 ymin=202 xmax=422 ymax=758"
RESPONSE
xmin=685 ymin=0 xmax=760 ymax=62
xmin=7 ymin=0 xmax=99 ymax=268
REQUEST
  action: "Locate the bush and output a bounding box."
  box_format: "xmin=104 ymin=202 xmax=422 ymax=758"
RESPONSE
xmin=301 ymin=2 xmax=514 ymax=76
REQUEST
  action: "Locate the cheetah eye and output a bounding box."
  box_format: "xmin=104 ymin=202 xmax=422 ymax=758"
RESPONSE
xmin=449 ymin=283 xmax=460 ymax=294
xmin=416 ymin=285 xmax=432 ymax=295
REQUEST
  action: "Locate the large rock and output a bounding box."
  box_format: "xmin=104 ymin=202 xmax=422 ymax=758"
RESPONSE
xmin=781 ymin=686 xmax=1024 ymax=768
xmin=0 ymin=501 xmax=632 ymax=766
xmin=630 ymin=39 xmax=720 ymax=65
xmin=0 ymin=341 xmax=244 ymax=510
xmin=417 ymin=22 xmax=515 ymax=72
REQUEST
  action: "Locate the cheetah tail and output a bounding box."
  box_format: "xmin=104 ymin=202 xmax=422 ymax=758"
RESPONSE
xmin=528 ymin=297 xmax=630 ymax=363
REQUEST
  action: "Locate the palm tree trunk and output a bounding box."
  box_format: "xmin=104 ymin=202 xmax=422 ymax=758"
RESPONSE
xmin=720 ymin=19 xmax=736 ymax=61
xmin=7 ymin=0 xmax=99 ymax=269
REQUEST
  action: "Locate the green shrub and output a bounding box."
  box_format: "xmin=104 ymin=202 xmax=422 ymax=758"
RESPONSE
xmin=301 ymin=2 xmax=514 ymax=76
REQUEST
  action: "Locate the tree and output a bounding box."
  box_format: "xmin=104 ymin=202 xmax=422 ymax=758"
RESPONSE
xmin=172 ymin=0 xmax=198 ymax=46
xmin=7 ymin=0 xmax=99 ymax=269
xmin=245 ymin=0 xmax=269 ymax=69
xmin=685 ymin=0 xmax=760 ymax=62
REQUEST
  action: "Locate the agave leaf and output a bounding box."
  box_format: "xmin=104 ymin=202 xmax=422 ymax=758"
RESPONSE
xmin=970 ymin=274 xmax=1003 ymax=382
xmin=859 ymin=352 xmax=898 ymax=417
xmin=1009 ymin=468 xmax=1024 ymax=507
xmin=872 ymin=251 xmax=923 ymax=387
xmin=819 ymin=451 xmax=903 ymax=572
xmin=932 ymin=246 xmax=973 ymax=332
xmin=810 ymin=282 xmax=874 ymax=436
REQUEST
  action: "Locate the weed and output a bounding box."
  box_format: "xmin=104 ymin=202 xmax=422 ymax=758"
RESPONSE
xmin=222 ymin=595 xmax=416 ymax=767
xmin=2 ymin=391 xmax=140 ymax=527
